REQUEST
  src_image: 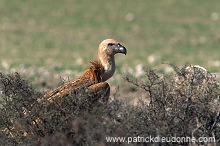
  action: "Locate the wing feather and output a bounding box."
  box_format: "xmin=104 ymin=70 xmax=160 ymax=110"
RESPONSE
xmin=37 ymin=61 xmax=104 ymax=103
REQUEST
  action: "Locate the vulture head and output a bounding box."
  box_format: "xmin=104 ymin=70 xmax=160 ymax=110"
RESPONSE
xmin=98 ymin=39 xmax=127 ymax=57
xmin=97 ymin=39 xmax=127 ymax=81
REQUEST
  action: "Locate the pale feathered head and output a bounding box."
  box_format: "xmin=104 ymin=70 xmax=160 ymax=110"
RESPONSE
xmin=98 ymin=39 xmax=127 ymax=57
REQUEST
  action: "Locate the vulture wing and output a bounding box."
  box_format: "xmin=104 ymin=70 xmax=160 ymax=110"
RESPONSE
xmin=38 ymin=60 xmax=104 ymax=103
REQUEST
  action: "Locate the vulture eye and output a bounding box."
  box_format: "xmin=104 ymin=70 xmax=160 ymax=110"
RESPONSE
xmin=108 ymin=43 xmax=115 ymax=47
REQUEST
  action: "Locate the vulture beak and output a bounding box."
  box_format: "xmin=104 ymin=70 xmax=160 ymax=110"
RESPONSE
xmin=114 ymin=44 xmax=127 ymax=55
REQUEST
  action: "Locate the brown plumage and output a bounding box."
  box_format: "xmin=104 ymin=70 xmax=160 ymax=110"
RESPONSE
xmin=38 ymin=39 xmax=127 ymax=104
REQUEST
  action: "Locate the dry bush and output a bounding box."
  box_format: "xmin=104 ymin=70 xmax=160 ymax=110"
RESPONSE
xmin=0 ymin=65 xmax=219 ymax=145
xmin=0 ymin=72 xmax=112 ymax=145
xmin=124 ymin=65 xmax=219 ymax=145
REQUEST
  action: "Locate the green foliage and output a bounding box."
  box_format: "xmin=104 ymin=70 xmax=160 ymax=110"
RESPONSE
xmin=0 ymin=65 xmax=219 ymax=145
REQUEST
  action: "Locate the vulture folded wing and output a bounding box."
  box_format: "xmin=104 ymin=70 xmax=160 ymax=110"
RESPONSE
xmin=38 ymin=60 xmax=104 ymax=103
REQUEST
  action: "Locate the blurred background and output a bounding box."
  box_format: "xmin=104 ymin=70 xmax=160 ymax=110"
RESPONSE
xmin=0 ymin=0 xmax=220 ymax=90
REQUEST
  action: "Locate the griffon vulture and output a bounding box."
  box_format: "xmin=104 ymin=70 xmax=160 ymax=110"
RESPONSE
xmin=38 ymin=39 xmax=127 ymax=104
xmin=15 ymin=39 xmax=126 ymax=137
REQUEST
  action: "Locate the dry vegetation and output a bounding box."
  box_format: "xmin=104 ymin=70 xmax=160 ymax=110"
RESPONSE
xmin=0 ymin=65 xmax=219 ymax=145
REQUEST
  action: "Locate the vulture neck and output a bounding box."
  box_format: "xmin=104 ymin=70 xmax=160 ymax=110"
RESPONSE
xmin=98 ymin=53 xmax=115 ymax=81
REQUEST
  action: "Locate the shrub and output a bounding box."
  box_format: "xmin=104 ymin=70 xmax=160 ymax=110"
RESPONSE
xmin=0 ymin=65 xmax=219 ymax=145
xmin=124 ymin=65 xmax=220 ymax=145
